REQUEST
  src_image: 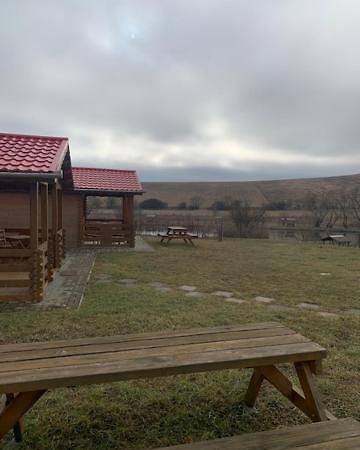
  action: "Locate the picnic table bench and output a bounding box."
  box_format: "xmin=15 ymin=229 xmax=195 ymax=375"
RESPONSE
xmin=154 ymin=418 xmax=360 ymax=450
xmin=0 ymin=322 xmax=330 ymax=443
xmin=159 ymin=226 xmax=197 ymax=246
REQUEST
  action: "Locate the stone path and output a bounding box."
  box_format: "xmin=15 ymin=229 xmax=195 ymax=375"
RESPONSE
xmin=0 ymin=235 xmax=356 ymax=319
xmin=99 ymin=275 xmax=356 ymax=319
xmin=106 ymin=278 xmax=349 ymax=319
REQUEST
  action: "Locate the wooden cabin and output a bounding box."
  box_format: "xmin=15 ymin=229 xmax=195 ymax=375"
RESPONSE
xmin=0 ymin=132 xmax=143 ymax=304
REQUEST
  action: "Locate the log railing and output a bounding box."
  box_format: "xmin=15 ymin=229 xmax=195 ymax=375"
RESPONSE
xmin=0 ymin=248 xmax=33 ymax=303
xmin=0 ymin=228 xmax=63 ymax=303
xmin=81 ymin=221 xmax=134 ymax=247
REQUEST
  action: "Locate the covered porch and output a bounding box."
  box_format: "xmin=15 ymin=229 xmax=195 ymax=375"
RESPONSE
xmin=72 ymin=167 xmax=143 ymax=249
xmin=0 ymin=180 xmax=65 ymax=303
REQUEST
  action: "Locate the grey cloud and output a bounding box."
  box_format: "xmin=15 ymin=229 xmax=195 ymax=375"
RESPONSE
xmin=1 ymin=0 xmax=360 ymax=180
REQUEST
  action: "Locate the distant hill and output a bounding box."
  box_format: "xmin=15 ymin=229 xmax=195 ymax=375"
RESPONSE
xmin=141 ymin=173 xmax=360 ymax=208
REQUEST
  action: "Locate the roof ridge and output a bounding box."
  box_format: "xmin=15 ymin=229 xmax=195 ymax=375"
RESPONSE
xmin=73 ymin=166 xmax=137 ymax=173
xmin=0 ymin=132 xmax=68 ymax=141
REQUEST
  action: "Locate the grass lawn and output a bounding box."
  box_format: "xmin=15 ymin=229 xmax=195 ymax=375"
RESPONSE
xmin=0 ymin=238 xmax=359 ymax=449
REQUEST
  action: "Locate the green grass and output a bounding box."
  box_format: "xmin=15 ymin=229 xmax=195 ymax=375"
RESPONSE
xmin=0 ymin=238 xmax=359 ymax=449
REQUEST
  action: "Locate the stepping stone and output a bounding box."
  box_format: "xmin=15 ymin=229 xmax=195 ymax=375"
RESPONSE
xmin=212 ymin=291 xmax=233 ymax=298
xmin=185 ymin=291 xmax=205 ymax=298
xmin=122 ymin=283 xmax=138 ymax=289
xmin=297 ymin=302 xmax=319 ymax=310
xmin=156 ymin=286 xmax=172 ymax=292
xmin=317 ymin=311 xmax=339 ymax=319
xmin=225 ymin=298 xmax=246 ymax=304
xmin=268 ymin=304 xmax=295 ymax=312
xmin=346 ymin=308 xmax=360 ymax=316
xmin=254 ymin=296 xmax=274 ymax=304
xmin=119 ymin=278 xmax=137 ymax=284
xmin=94 ymin=274 xmax=113 ymax=281
xmin=179 ymin=285 xmax=197 ymax=292
xmin=149 ymin=282 xmax=165 ymax=288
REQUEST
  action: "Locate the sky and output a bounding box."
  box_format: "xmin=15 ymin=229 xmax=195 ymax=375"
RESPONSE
xmin=1 ymin=1 xmax=360 ymax=182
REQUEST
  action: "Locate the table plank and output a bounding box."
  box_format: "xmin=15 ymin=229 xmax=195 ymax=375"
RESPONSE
xmin=0 ymin=341 xmax=325 ymax=393
xmin=0 ymin=322 xmax=286 ymax=354
xmin=0 ymin=334 xmax=311 ymax=373
xmin=0 ymin=326 xmax=296 ymax=363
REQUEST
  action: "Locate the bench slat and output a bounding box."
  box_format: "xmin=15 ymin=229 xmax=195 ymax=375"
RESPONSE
xmin=151 ymin=419 xmax=360 ymax=450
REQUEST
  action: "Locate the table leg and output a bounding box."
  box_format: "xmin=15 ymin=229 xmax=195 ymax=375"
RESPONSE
xmin=244 ymin=362 xmax=328 ymax=422
xmin=0 ymin=390 xmax=45 ymax=442
xmin=295 ymin=362 xmax=327 ymax=421
xmin=244 ymin=368 xmax=264 ymax=406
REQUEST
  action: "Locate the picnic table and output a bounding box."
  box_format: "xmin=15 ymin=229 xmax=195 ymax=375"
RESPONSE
xmin=0 ymin=322 xmax=329 ymax=443
xmin=5 ymin=233 xmax=30 ymax=249
xmin=159 ymin=226 xmax=197 ymax=246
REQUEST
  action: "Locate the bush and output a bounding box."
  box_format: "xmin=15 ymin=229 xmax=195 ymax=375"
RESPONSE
xmin=139 ymin=198 xmax=168 ymax=209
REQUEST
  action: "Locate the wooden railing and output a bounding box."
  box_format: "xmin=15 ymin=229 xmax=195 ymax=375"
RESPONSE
xmin=82 ymin=221 xmax=134 ymax=247
xmin=0 ymin=228 xmax=61 ymax=303
xmin=0 ymin=248 xmax=33 ymax=302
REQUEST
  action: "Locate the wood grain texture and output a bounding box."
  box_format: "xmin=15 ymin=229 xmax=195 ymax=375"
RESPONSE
xmin=0 ymin=323 xmax=326 ymax=394
xmin=152 ymin=419 xmax=360 ymax=450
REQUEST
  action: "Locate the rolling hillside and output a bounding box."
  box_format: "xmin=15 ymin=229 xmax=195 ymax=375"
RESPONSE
xmin=141 ymin=173 xmax=360 ymax=208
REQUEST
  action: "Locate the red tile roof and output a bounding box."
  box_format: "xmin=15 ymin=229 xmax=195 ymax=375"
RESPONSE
xmin=72 ymin=167 xmax=143 ymax=193
xmin=0 ymin=133 xmax=69 ymax=173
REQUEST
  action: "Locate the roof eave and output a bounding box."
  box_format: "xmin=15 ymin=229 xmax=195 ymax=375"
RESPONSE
xmin=0 ymin=171 xmax=62 ymax=180
xmin=73 ymin=188 xmax=144 ymax=195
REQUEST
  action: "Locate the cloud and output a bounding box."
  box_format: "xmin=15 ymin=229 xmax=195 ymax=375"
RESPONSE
xmin=1 ymin=0 xmax=360 ymax=180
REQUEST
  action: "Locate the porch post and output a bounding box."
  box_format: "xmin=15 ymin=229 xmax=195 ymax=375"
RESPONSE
xmin=40 ymin=183 xmax=48 ymax=244
xmin=123 ymin=195 xmax=135 ymax=248
xmin=30 ymin=182 xmax=39 ymax=250
xmin=30 ymin=182 xmax=41 ymax=302
xmin=51 ymin=187 xmax=59 ymax=268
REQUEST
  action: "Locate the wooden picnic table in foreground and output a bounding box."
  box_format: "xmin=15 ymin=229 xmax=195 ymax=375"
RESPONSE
xmin=0 ymin=322 xmax=329 ymax=442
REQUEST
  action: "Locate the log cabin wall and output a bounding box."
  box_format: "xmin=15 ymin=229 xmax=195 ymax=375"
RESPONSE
xmin=0 ymin=193 xmax=30 ymax=227
xmin=62 ymin=193 xmax=82 ymax=250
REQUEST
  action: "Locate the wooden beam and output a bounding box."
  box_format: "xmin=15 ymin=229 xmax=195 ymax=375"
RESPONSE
xmin=295 ymin=362 xmax=327 ymax=422
xmin=30 ymin=182 xmax=39 ymax=250
xmin=40 ymin=183 xmax=48 ymax=244
xmin=0 ymin=390 xmax=45 ymax=442
xmin=244 ymin=368 xmax=264 ymax=407
xmin=57 ymin=188 xmax=63 ymax=230
xmin=51 ymin=187 xmax=58 ymax=267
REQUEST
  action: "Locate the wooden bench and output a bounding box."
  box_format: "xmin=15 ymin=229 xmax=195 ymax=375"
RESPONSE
xmin=0 ymin=322 xmax=329 ymax=443
xmin=152 ymin=418 xmax=360 ymax=450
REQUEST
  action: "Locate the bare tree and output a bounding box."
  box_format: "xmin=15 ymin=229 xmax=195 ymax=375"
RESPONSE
xmin=333 ymin=190 xmax=350 ymax=228
xmin=230 ymin=200 xmax=266 ymax=237
xmin=189 ymin=196 xmax=204 ymax=210
xmin=304 ymin=191 xmax=338 ymax=228
xmin=349 ymin=187 xmax=360 ymax=225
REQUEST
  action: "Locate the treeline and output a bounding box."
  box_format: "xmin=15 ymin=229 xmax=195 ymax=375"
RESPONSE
xmin=139 ymin=196 xmax=295 ymax=211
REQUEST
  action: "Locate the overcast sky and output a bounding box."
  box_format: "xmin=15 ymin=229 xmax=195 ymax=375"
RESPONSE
xmin=1 ymin=1 xmax=360 ymax=181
